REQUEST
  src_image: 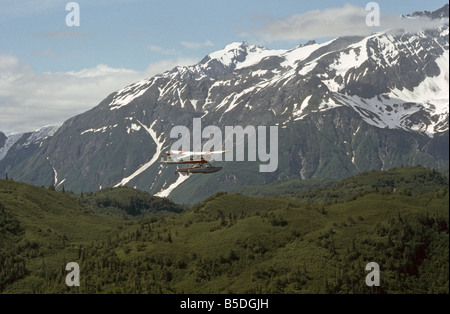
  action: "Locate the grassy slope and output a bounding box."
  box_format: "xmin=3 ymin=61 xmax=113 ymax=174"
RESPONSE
xmin=0 ymin=166 xmax=448 ymax=294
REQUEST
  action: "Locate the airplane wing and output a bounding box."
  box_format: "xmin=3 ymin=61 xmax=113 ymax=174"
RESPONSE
xmin=161 ymin=150 xmax=229 ymax=164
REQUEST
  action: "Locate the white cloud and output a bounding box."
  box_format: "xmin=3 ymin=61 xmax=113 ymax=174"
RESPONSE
xmin=0 ymin=54 xmax=20 ymax=70
xmin=254 ymin=4 xmax=448 ymax=42
xmin=180 ymin=40 xmax=214 ymax=50
xmin=0 ymin=53 xmax=198 ymax=133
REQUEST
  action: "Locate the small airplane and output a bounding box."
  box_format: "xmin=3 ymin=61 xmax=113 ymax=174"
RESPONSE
xmin=160 ymin=150 xmax=229 ymax=174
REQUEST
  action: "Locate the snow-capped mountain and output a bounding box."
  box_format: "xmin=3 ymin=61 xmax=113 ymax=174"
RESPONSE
xmin=0 ymin=124 xmax=61 ymax=160
xmin=0 ymin=132 xmax=23 ymax=161
xmin=1 ymin=5 xmax=448 ymax=204
xmin=0 ymin=124 xmax=61 ymax=175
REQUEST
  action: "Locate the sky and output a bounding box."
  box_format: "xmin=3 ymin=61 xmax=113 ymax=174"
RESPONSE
xmin=0 ymin=0 xmax=448 ymax=133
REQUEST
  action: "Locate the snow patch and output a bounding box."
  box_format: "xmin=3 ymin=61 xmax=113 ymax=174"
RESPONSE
xmin=56 ymin=179 xmax=66 ymax=189
xmin=293 ymin=95 xmax=312 ymax=120
xmin=329 ymin=37 xmax=370 ymax=77
xmin=207 ymin=42 xmax=285 ymax=70
xmin=190 ymin=99 xmax=199 ymax=110
xmin=155 ymin=173 xmax=190 ymax=198
xmin=126 ymin=123 xmax=141 ymax=134
xmin=318 ymin=97 xmax=342 ymax=110
xmin=0 ymin=133 xmax=22 ymax=160
xmin=281 ymin=43 xmax=322 ymax=69
xmin=110 ymin=80 xmax=153 ymax=110
xmin=251 ymin=70 xmax=268 ymax=77
xmin=114 ymin=120 xmax=165 ymax=187
xmin=51 ymin=164 xmax=58 ymax=186
xmin=81 ymin=125 xmax=117 ymax=135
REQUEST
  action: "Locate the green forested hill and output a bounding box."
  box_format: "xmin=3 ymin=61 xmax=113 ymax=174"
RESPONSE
xmin=0 ymin=180 xmax=124 ymax=293
xmin=73 ymin=187 xmax=186 ymax=219
xmin=0 ymin=166 xmax=448 ymax=294
xmin=287 ymin=166 xmax=449 ymax=203
xmin=235 ymin=166 xmax=448 ymax=201
xmin=233 ymin=177 xmax=338 ymax=198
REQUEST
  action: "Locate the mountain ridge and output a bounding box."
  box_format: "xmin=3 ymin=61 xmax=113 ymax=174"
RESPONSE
xmin=0 ymin=5 xmax=448 ymax=202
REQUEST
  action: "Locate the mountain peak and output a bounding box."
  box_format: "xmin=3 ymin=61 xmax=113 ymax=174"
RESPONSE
xmin=205 ymin=41 xmax=267 ymax=68
xmin=303 ymin=40 xmax=317 ymax=47
xmin=194 ymin=41 xmax=291 ymax=78
xmin=222 ymin=41 xmax=252 ymax=51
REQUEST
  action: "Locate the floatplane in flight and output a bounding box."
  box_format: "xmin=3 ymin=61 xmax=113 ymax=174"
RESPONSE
xmin=160 ymin=150 xmax=229 ymax=174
